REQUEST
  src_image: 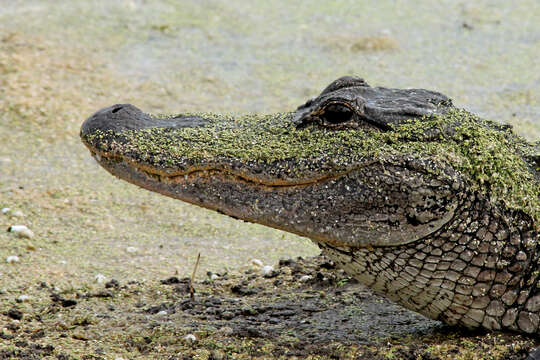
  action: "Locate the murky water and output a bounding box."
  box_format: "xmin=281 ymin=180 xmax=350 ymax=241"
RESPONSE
xmin=2 ymin=0 xmax=538 ymax=136
xmin=0 ymin=0 xmax=538 ymax=282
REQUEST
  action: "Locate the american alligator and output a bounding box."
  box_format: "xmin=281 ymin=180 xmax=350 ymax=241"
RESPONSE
xmin=81 ymin=77 xmax=539 ymax=343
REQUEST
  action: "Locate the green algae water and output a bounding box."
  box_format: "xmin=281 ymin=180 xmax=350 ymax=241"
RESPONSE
xmin=1 ymin=0 xmax=538 ymax=138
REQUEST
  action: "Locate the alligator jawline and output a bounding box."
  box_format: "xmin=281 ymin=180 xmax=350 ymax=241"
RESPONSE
xmin=86 ymin=146 xmax=357 ymax=189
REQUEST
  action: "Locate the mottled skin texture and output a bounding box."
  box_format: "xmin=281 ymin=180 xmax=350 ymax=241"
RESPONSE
xmin=80 ymin=77 xmax=539 ymax=337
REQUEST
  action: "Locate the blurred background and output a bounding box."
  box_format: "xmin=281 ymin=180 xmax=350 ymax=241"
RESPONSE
xmin=1 ymin=0 xmax=538 ymax=287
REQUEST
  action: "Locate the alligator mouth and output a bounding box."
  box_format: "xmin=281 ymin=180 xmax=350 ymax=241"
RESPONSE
xmin=83 ymin=134 xmax=462 ymax=250
xmin=84 ymin=145 xmax=354 ymax=189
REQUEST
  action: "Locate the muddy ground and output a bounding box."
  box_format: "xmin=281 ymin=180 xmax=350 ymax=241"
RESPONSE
xmin=2 ymin=255 xmax=539 ymax=359
xmin=1 ymin=1 xmax=539 ymax=359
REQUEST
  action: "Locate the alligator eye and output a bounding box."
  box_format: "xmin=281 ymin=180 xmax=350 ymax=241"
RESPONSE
xmin=294 ymin=101 xmax=361 ymax=129
xmin=320 ymin=103 xmax=355 ymax=125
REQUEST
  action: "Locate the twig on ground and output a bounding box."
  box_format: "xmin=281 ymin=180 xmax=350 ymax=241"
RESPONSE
xmin=190 ymin=253 xmax=201 ymax=301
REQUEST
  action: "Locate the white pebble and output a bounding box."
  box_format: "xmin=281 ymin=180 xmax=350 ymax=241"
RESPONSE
xmin=114 ymin=358 xmax=127 ymax=360
xmin=6 ymin=256 xmax=20 ymax=264
xmin=157 ymin=310 xmax=168 ymax=316
xmin=7 ymin=225 xmax=34 ymax=239
xmin=95 ymin=274 xmax=107 ymax=283
xmin=11 ymin=210 xmax=24 ymax=218
xmin=17 ymin=295 xmax=31 ymax=302
xmin=126 ymin=246 xmax=138 ymax=253
xmin=59 ymin=260 xmax=67 ymax=265
xmin=184 ymin=333 xmax=197 ymax=342
xmin=210 ymin=273 xmax=219 ymax=281
xmin=262 ymin=265 xmax=274 ymax=276
xmin=299 ymin=275 xmax=312 ymax=282
xmin=250 ymin=258 xmax=264 ymax=267
xmin=1 ymin=207 xmax=10 ymax=214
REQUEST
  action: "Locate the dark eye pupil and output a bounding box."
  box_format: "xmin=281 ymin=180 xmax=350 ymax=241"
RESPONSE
xmin=321 ymin=104 xmax=354 ymax=124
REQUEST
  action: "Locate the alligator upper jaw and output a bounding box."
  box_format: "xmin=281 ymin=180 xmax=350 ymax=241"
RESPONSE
xmin=80 ymin=104 xmax=356 ymax=187
xmin=80 ymin=104 xmax=281 ymax=185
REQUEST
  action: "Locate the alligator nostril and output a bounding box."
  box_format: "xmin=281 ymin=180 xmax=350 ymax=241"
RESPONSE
xmin=111 ymin=106 xmax=123 ymax=113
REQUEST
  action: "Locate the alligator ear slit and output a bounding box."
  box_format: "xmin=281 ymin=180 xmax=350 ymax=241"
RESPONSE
xmin=359 ymin=116 xmax=393 ymax=131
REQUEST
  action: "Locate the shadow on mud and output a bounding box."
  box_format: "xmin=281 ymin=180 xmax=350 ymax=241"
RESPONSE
xmin=1 ymin=256 xmax=537 ymax=359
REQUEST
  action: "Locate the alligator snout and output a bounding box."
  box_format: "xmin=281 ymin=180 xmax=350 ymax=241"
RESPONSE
xmin=81 ymin=104 xmax=147 ymax=136
xmin=80 ymin=104 xmax=211 ymax=138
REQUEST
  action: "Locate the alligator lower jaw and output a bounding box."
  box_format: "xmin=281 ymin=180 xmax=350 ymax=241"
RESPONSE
xmin=86 ymin=149 xmax=345 ymax=245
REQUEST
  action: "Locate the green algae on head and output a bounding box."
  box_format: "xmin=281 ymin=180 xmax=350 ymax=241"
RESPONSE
xmin=84 ymin=107 xmax=539 ymax=225
xmin=388 ymin=109 xmax=540 ymax=225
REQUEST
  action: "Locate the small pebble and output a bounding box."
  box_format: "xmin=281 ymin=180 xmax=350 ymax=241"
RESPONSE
xmin=211 ymin=350 xmax=226 ymax=360
xmin=250 ymin=258 xmax=264 ymax=267
xmin=95 ymin=274 xmax=107 ymax=283
xmin=1 ymin=207 xmax=10 ymax=214
xmin=11 ymin=210 xmax=24 ymax=218
xmin=157 ymin=310 xmax=167 ymax=316
xmin=261 ymin=265 xmax=274 ymax=276
xmin=299 ymin=275 xmax=312 ymax=282
xmin=126 ymin=246 xmax=138 ymax=253
xmin=7 ymin=225 xmax=34 ymax=239
xmin=7 ymin=308 xmax=23 ymax=320
xmin=105 ymin=279 xmax=120 ymax=288
xmin=216 ymin=326 xmax=234 ymax=336
xmin=184 ymin=333 xmax=197 ymax=342
xmin=6 ymin=256 xmax=20 ymax=264
xmin=17 ymin=295 xmax=31 ymax=302
xmin=210 ymin=273 xmax=219 ymax=281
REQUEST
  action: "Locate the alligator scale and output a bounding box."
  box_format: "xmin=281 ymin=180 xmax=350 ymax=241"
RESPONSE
xmin=81 ymin=77 xmax=539 ymax=336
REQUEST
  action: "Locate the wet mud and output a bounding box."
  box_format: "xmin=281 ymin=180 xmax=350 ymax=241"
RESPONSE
xmin=2 ymin=256 xmax=538 ymax=359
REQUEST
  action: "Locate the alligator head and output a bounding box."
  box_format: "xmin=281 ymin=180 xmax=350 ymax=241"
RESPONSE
xmin=81 ymin=76 xmax=540 ymax=333
xmin=80 ymin=77 xmax=472 ymax=247
xmin=80 ymin=76 xmax=538 ymax=248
